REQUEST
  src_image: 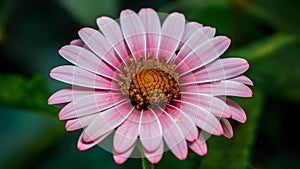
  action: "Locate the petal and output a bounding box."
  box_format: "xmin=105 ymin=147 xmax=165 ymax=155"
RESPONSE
xmin=82 ymin=102 xmax=134 ymax=142
xmin=65 ymin=113 xmax=99 ymax=131
xmin=48 ymin=88 xmax=72 ymax=105
xmin=220 ymin=118 xmax=233 ymax=138
xmin=97 ymin=16 xmax=130 ymax=66
xmin=59 ymin=45 xmax=119 ymax=81
xmin=166 ymin=105 xmax=198 ymax=142
xmin=77 ymin=130 xmax=113 ymax=151
xmin=181 ymin=80 xmax=253 ymax=97
xmin=138 ymin=8 xmax=161 ymax=58
xmin=120 ymin=9 xmax=146 ymax=60
xmin=113 ymin=143 xmax=136 ymax=164
xmin=179 ymin=93 xmax=232 ymax=118
xmin=180 ymin=58 xmax=249 ymax=85
xmin=50 ymin=66 xmax=119 ymax=90
xmin=113 ymin=109 xmax=140 ymax=154
xmin=78 ymin=28 xmax=122 ymax=71
xmin=177 ymin=22 xmax=203 ymax=50
xmin=188 ymin=133 xmax=207 ymax=156
xmin=225 ymin=98 xmax=247 ymax=123
xmin=230 ymin=75 xmax=253 ymax=86
xmin=157 ymin=107 xmax=188 ymax=160
xmin=176 ymin=36 xmax=231 ymax=76
xmin=139 ymin=109 xmax=163 ymax=152
xmin=173 ymin=100 xmax=223 ymax=135
xmin=158 ymin=12 xmax=185 ymax=62
xmin=174 ymin=26 xmax=215 ymax=65
xmin=143 ymin=141 xmax=164 ymax=164
xmin=70 ymin=39 xmax=84 ymax=47
xmin=58 ymin=93 xmax=126 ymax=120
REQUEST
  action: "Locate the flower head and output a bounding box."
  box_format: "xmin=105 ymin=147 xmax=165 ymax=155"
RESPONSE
xmin=48 ymin=8 xmax=252 ymax=164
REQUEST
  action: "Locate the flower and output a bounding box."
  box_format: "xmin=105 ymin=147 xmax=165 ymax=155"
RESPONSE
xmin=48 ymin=8 xmax=253 ymax=164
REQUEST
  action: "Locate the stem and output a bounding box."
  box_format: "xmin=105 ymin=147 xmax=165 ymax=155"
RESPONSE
xmin=142 ymin=157 xmax=154 ymax=169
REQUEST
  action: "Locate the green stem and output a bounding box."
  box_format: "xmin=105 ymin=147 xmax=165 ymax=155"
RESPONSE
xmin=142 ymin=157 xmax=154 ymax=169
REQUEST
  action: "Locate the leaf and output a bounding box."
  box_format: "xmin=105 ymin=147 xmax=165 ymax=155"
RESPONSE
xmin=57 ymin=0 xmax=119 ymax=26
xmin=198 ymin=89 xmax=264 ymax=169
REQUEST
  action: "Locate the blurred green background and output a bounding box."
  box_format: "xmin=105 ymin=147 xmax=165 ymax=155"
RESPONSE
xmin=0 ymin=0 xmax=299 ymax=168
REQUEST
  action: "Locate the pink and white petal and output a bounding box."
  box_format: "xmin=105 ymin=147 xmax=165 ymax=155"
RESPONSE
xmin=113 ymin=109 xmax=140 ymax=154
xmin=48 ymin=88 xmax=72 ymax=105
xmin=174 ymin=26 xmax=216 ymax=65
xmin=78 ymin=28 xmax=122 ymax=71
xmin=220 ymin=118 xmax=233 ymax=138
xmin=180 ymin=58 xmax=249 ymax=85
xmin=77 ymin=130 xmax=113 ymax=151
xmin=97 ymin=16 xmax=130 ymax=65
xmin=65 ymin=113 xmax=99 ymax=131
xmin=157 ymin=107 xmax=188 ymax=160
xmin=173 ymin=100 xmax=223 ymax=135
xmin=143 ymin=141 xmax=164 ymax=164
xmin=177 ymin=22 xmax=203 ymax=50
xmin=230 ymin=75 xmax=253 ymax=86
xmin=158 ymin=12 xmax=185 ymax=62
xmin=139 ymin=109 xmax=163 ymax=152
xmin=226 ymin=98 xmax=247 ymax=123
xmin=166 ymin=105 xmax=198 ymax=142
xmin=58 ymin=93 xmax=126 ymax=120
xmin=176 ymin=36 xmax=231 ymax=76
xmin=179 ymin=93 xmax=231 ymax=118
xmin=188 ymin=133 xmax=207 ymax=156
xmin=120 ymin=9 xmax=146 ymax=60
xmin=82 ymin=102 xmax=134 ymax=142
xmin=59 ymin=45 xmax=119 ymax=81
xmin=113 ymin=143 xmax=136 ymax=164
xmin=50 ymin=66 xmax=119 ymax=90
xmin=70 ymin=39 xmax=84 ymax=47
xmin=139 ymin=8 xmax=161 ymax=58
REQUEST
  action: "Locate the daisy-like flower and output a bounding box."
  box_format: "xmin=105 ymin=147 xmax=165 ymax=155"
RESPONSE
xmin=48 ymin=8 xmax=252 ymax=164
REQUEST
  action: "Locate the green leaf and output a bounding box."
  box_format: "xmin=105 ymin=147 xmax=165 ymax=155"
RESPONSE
xmin=198 ymin=89 xmax=264 ymax=169
xmin=57 ymin=0 xmax=119 ymax=26
xmin=0 ymin=74 xmax=57 ymax=115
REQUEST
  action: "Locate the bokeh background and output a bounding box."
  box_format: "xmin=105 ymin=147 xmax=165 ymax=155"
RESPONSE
xmin=1 ymin=0 xmax=300 ymax=168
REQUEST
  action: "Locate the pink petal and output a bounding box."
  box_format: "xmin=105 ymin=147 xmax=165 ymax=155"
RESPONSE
xmin=78 ymin=28 xmax=122 ymax=71
xmin=177 ymin=22 xmax=203 ymax=50
xmin=59 ymin=45 xmax=119 ymax=81
xmin=226 ymin=98 xmax=247 ymax=123
xmin=143 ymin=141 xmax=164 ymax=164
xmin=176 ymin=36 xmax=231 ymax=76
xmin=180 ymin=58 xmax=249 ymax=85
xmin=139 ymin=109 xmax=163 ymax=152
xmin=65 ymin=113 xmax=99 ymax=131
xmin=220 ymin=118 xmax=233 ymax=138
xmin=97 ymin=16 xmax=130 ymax=66
xmin=70 ymin=39 xmax=84 ymax=47
xmin=82 ymin=102 xmax=134 ymax=142
xmin=174 ymin=26 xmax=215 ymax=65
xmin=166 ymin=105 xmax=198 ymax=142
xmin=188 ymin=133 xmax=207 ymax=156
xmin=120 ymin=9 xmax=146 ymax=60
xmin=113 ymin=143 xmax=136 ymax=164
xmin=139 ymin=8 xmax=161 ymax=58
xmin=179 ymin=93 xmax=232 ymax=118
xmin=50 ymin=66 xmax=119 ymax=90
xmin=230 ymin=75 xmax=253 ymax=86
xmin=113 ymin=109 xmax=140 ymax=154
xmin=48 ymin=88 xmax=72 ymax=105
xmin=77 ymin=130 xmax=113 ymax=151
xmin=181 ymin=80 xmax=252 ymax=97
xmin=157 ymin=12 xmax=185 ymax=62
xmin=173 ymin=100 xmax=223 ymax=135
xmin=58 ymin=93 xmax=126 ymax=120
xmin=157 ymin=107 xmax=188 ymax=160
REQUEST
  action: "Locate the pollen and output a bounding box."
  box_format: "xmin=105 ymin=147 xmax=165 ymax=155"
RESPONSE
xmin=119 ymin=56 xmax=180 ymax=110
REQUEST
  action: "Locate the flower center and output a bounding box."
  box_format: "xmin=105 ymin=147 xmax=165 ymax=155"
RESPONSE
xmin=118 ymin=56 xmax=180 ymax=110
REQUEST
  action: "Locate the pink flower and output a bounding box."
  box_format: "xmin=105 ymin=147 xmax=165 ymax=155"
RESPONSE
xmin=48 ymin=8 xmax=252 ymax=164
